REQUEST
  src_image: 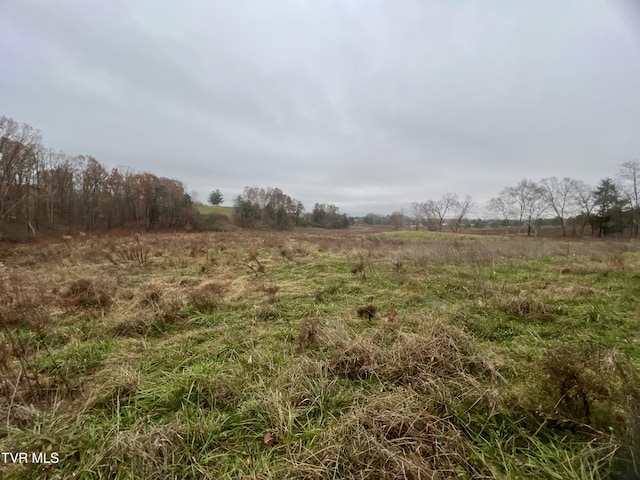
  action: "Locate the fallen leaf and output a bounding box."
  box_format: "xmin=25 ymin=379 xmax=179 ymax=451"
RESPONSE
xmin=263 ymin=432 xmax=277 ymax=445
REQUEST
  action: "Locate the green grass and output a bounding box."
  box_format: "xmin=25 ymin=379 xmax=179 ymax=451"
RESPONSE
xmin=195 ymin=205 xmax=235 ymax=232
xmin=1 ymin=231 xmax=639 ymax=478
xmin=197 ymin=205 xmax=235 ymax=217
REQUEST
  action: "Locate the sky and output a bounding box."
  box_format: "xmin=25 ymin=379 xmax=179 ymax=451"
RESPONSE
xmin=1 ymin=0 xmax=640 ymax=216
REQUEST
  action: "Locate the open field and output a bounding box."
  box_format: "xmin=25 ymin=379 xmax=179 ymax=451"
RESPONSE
xmin=1 ymin=228 xmax=639 ymax=479
xmin=197 ymin=205 xmax=235 ymax=217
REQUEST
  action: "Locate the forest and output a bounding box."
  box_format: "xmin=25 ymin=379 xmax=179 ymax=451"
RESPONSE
xmin=0 ymin=116 xmax=196 ymax=241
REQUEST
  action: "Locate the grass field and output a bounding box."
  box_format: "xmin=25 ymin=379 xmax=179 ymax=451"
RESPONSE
xmin=197 ymin=205 xmax=235 ymax=217
xmin=196 ymin=205 xmax=235 ymax=232
xmin=1 ymin=229 xmax=639 ymax=479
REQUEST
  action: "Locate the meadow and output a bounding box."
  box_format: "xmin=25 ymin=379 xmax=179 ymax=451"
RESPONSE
xmin=196 ymin=205 xmax=235 ymax=217
xmin=0 ymin=228 xmax=639 ymax=479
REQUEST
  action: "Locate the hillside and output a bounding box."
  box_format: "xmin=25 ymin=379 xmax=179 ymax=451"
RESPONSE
xmin=196 ymin=205 xmax=235 ymax=231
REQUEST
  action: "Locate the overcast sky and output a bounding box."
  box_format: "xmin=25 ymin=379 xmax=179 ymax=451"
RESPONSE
xmin=2 ymin=1 xmax=640 ymax=216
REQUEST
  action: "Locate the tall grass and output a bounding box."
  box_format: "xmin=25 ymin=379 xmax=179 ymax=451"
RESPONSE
xmin=0 ymin=230 xmax=638 ymax=478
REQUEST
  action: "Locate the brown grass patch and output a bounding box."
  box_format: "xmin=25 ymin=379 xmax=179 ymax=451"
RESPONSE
xmin=325 ymin=319 xmax=496 ymax=388
xmin=540 ymin=345 xmax=640 ymax=439
xmin=298 ymin=318 xmax=322 ymax=351
xmin=186 ymin=281 xmax=227 ymax=310
xmin=291 ymin=390 xmax=474 ymax=479
xmin=356 ymin=304 xmax=377 ymax=321
xmin=110 ymin=314 xmax=158 ymax=338
xmin=501 ymin=295 xmax=550 ymax=319
xmin=65 ymin=279 xmax=112 ymax=309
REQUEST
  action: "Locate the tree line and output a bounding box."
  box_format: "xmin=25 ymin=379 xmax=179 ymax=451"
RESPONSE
xmin=407 ymin=164 xmax=639 ymax=237
xmin=410 ymin=194 xmax=474 ymax=233
xmin=4 ymin=115 xmax=637 ymax=238
xmin=232 ymin=186 xmax=349 ymax=230
xmin=0 ymin=115 xmax=196 ymax=240
xmin=485 ymin=168 xmax=639 ymax=237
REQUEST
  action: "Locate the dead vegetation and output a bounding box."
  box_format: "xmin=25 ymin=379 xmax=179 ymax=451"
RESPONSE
xmin=105 ymin=235 xmax=150 ymax=266
xmin=541 ymin=344 xmax=640 ymax=437
xmin=187 ymin=281 xmax=227 ymax=311
xmin=350 ymin=256 xmax=366 ymax=279
xmin=291 ymin=319 xmax=500 ymax=479
xmin=0 ymin=228 xmax=638 ymax=479
xmin=297 ymin=317 xmax=322 ymax=351
xmin=65 ymin=279 xmax=112 ymax=309
xmin=294 ymin=390 xmax=472 ymax=479
xmin=356 ymin=304 xmax=377 ymax=321
xmin=500 ymin=294 xmax=551 ymax=319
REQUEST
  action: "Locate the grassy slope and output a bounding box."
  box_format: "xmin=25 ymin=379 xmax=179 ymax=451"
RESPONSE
xmin=1 ymin=230 xmax=639 ymax=479
xmin=197 ymin=205 xmax=235 ymax=217
xmin=195 ymin=205 xmax=234 ymax=232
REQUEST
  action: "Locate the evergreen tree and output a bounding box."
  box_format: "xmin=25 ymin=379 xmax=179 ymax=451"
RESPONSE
xmin=593 ymin=178 xmax=627 ymax=236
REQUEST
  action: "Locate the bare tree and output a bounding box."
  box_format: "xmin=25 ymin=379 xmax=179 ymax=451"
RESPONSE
xmin=504 ymin=179 xmax=545 ymax=236
xmin=617 ymin=160 xmax=640 ymax=207
xmin=0 ymin=116 xmax=43 ymax=238
xmin=487 ymin=196 xmax=515 ymax=234
xmin=525 ymin=186 xmax=548 ymax=236
xmin=617 ymin=160 xmax=640 ymax=236
xmin=234 ymin=186 xmax=305 ymax=230
xmin=40 ymin=149 xmax=64 ymax=228
xmin=450 ymin=195 xmax=474 ymax=233
xmin=80 ymin=156 xmax=108 ymax=230
xmin=539 ymin=177 xmax=579 ymax=236
xmin=425 ymin=193 xmax=458 ymax=232
xmin=409 ymin=202 xmax=427 ymax=230
xmin=573 ymin=180 xmax=597 ymax=235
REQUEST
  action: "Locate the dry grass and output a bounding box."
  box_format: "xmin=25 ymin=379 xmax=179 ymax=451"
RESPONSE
xmin=500 ymin=295 xmax=551 ymax=319
xmin=65 ymin=278 xmax=113 ymax=309
xmin=292 ymin=390 xmax=471 ymax=479
xmin=0 ymin=228 xmax=639 ymax=479
xmin=541 ymin=344 xmax=640 ymax=438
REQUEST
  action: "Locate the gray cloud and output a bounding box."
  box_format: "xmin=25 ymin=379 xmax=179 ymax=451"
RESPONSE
xmin=1 ymin=0 xmax=639 ymax=215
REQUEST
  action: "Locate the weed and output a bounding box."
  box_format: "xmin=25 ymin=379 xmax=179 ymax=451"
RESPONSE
xmin=607 ymin=253 xmax=626 ymax=271
xmin=356 ymin=304 xmax=377 ymax=321
xmin=292 ymin=390 xmax=472 ymax=479
xmin=141 ymin=288 xmax=163 ymax=306
xmin=254 ymin=304 xmax=278 ymax=321
xmin=187 ymin=282 xmax=226 ymax=311
xmin=111 ymin=236 xmax=150 ymax=266
xmin=247 ymin=250 xmax=265 ymax=275
xmin=540 ymin=344 xmax=640 ymax=439
xmin=65 ymin=279 xmax=112 ymax=309
xmin=280 ymin=247 xmax=293 ymax=261
xmin=351 ymin=255 xmax=366 ymax=280
xmin=262 ymin=284 xmax=280 ymax=302
xmin=298 ymin=318 xmax=321 ymax=351
xmin=501 ymin=294 xmax=551 ymax=319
